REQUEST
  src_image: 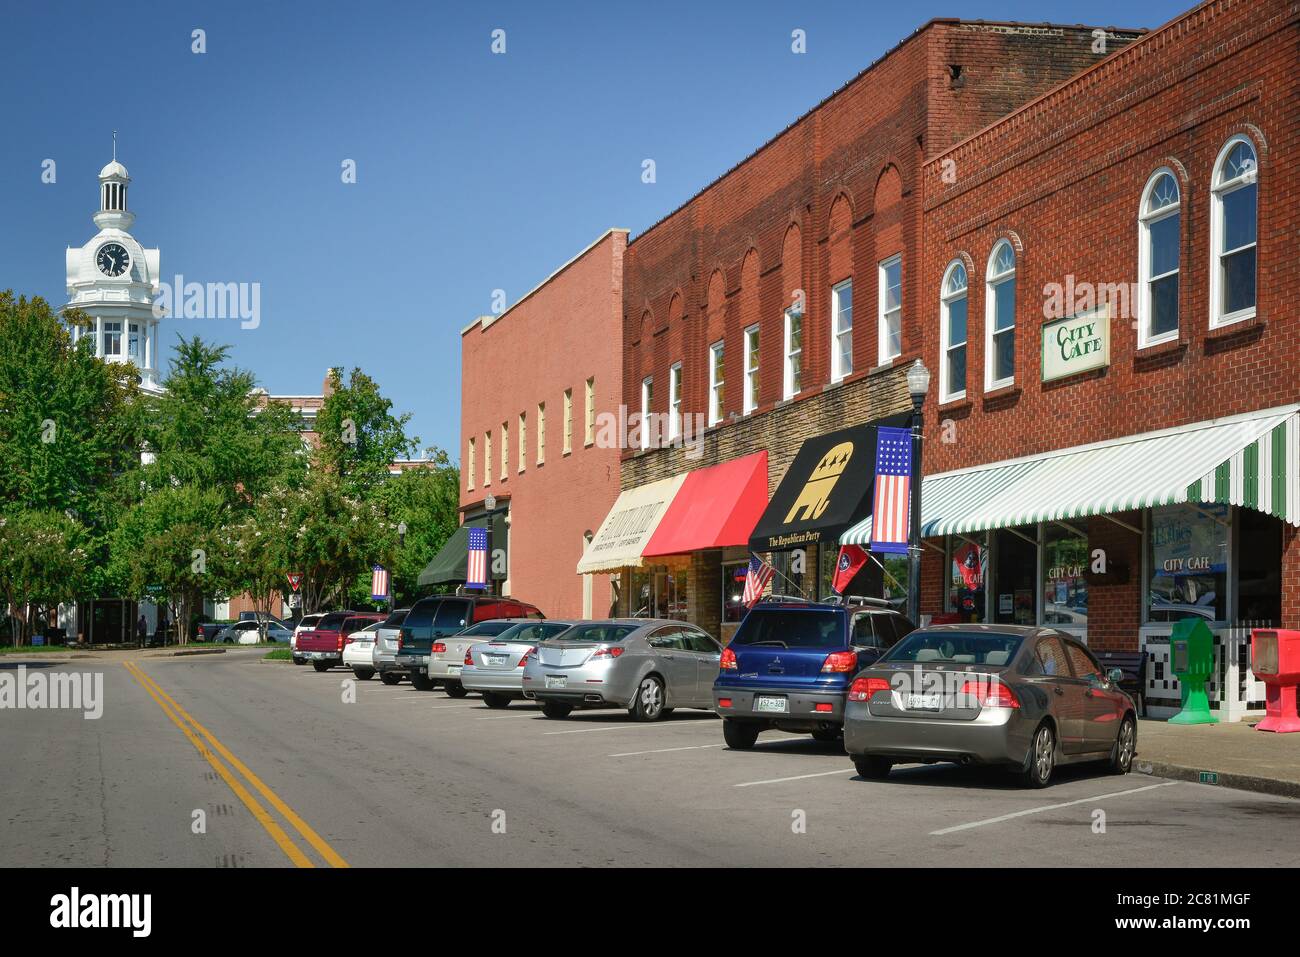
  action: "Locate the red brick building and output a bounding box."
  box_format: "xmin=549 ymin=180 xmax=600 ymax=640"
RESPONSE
xmin=607 ymin=17 xmax=1141 ymax=640
xmin=906 ymin=0 xmax=1298 ymax=719
xmin=460 ymin=230 xmax=627 ymax=618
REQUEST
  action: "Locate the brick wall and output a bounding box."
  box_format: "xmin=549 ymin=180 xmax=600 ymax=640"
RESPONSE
xmin=460 ymin=230 xmax=627 ymax=619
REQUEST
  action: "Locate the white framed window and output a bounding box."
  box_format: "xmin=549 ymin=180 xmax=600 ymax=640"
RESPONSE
xmin=467 ymin=437 xmax=476 ymax=491
xmin=782 ymin=309 xmax=802 ymax=400
xmin=483 ymin=431 xmax=492 ymax=487
xmin=877 ymin=256 xmax=902 ymax=364
xmin=830 ymin=280 xmax=853 ymax=381
xmin=500 ymin=422 xmax=509 ymax=481
xmin=984 ymin=241 xmax=1016 ymax=390
xmin=536 ymin=402 xmax=545 ymax=465
xmin=743 ymin=324 xmax=760 ymax=415
xmin=563 ymin=389 xmax=573 ymax=454
xmin=668 ymin=362 xmax=682 ymax=441
xmin=1137 ymin=169 xmax=1181 ymax=347
xmin=939 ymin=261 xmax=968 ymax=403
xmin=708 ymin=341 xmax=725 ymax=426
xmin=103 ymin=320 xmax=122 ymax=356
xmin=1209 ymin=136 xmax=1258 ymax=328
xmin=640 ymin=376 xmax=653 ymax=450
xmin=128 ymin=322 xmax=141 ymax=361
xmin=518 ymin=412 xmax=527 ymax=473
xmin=584 ymin=378 xmax=595 ymax=446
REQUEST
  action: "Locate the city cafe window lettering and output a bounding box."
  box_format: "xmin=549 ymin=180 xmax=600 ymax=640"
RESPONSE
xmin=1043 ymin=527 xmax=1088 ymax=628
xmin=1147 ymin=503 xmax=1227 ymax=623
xmin=945 ymin=535 xmax=987 ymax=622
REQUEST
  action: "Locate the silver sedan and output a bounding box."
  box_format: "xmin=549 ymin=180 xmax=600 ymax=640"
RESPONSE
xmin=461 ymin=620 xmax=578 ymax=708
xmin=522 ymin=619 xmax=722 ymax=721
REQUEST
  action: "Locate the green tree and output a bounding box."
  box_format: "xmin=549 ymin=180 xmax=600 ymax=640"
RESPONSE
xmin=315 ymin=367 xmax=417 ymax=495
xmin=0 ymin=510 xmax=89 ymax=645
xmin=369 ymin=450 xmax=461 ymax=605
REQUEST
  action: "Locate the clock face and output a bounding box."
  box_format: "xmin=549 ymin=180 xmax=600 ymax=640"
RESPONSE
xmin=96 ymin=242 xmax=130 ymax=277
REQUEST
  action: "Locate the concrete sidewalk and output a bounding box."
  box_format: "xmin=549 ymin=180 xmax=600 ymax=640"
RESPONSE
xmin=0 ymin=646 xmax=231 ymax=664
xmin=1135 ymin=717 xmax=1300 ymax=799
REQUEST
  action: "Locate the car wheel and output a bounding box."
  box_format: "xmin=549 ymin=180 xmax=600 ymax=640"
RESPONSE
xmin=292 ymin=656 xmax=306 ymax=666
xmin=1109 ymin=715 xmax=1136 ymax=775
xmin=311 ymin=661 xmax=330 ymax=673
xmin=628 ymin=675 xmax=666 ymax=722
xmin=481 ymin=692 xmax=510 ymax=709
xmin=352 ymin=668 xmax=375 ymax=681
xmin=443 ymin=681 xmax=468 ymax=699
xmin=541 ymin=701 xmax=573 ymax=719
xmin=380 ymin=673 xmax=402 ymax=686
xmin=722 ymin=718 xmax=760 ymax=750
xmin=853 ymin=756 xmax=893 ymax=780
xmin=1020 ymin=722 xmax=1056 ymax=788
xmin=410 ymin=673 xmax=434 ymax=691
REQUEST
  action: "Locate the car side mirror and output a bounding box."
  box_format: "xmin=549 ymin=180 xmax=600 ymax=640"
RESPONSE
xmin=1107 ymin=668 xmax=1124 ymax=684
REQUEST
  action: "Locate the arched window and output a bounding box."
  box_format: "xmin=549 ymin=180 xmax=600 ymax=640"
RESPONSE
xmin=1138 ymin=169 xmax=1181 ymax=346
xmin=984 ymin=241 xmax=1016 ymax=390
xmin=1210 ymin=136 xmax=1258 ymax=327
xmin=940 ymin=261 xmax=968 ymax=402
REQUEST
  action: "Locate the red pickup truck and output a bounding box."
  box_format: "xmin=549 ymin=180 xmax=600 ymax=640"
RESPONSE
xmin=297 ymin=611 xmax=385 ymax=672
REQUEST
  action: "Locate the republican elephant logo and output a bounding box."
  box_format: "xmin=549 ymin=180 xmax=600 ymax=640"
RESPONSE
xmin=783 ymin=441 xmax=854 ymax=524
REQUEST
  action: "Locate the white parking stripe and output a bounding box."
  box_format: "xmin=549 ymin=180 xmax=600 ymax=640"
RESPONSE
xmin=733 ymin=768 xmax=856 ymax=788
xmin=929 ymin=781 xmax=1179 ymax=835
xmin=475 ymin=714 xmax=541 ymax=721
xmin=610 ymin=744 xmax=725 ymax=757
xmin=542 ymin=722 xmax=715 ymax=736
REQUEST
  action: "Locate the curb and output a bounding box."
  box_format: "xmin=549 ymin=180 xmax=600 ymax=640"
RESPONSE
xmin=159 ymin=648 xmax=226 ymax=658
xmin=1135 ymin=759 xmax=1300 ymax=800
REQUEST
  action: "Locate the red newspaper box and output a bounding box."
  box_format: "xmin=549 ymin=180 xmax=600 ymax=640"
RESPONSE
xmin=1251 ymin=628 xmax=1300 ymax=733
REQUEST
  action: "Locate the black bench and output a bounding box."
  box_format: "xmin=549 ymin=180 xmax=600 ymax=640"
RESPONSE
xmin=1093 ymin=650 xmax=1147 ymax=717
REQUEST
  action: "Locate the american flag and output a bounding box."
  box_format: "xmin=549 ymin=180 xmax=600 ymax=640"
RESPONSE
xmin=869 ymin=426 xmax=912 ymax=555
xmin=370 ymin=565 xmax=390 ymax=601
xmin=742 ymin=554 xmax=774 ymax=607
xmin=466 ymin=527 xmax=488 ymax=590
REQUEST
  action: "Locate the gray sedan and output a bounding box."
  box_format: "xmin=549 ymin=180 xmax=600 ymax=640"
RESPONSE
xmin=461 ymin=620 xmax=578 ymax=708
xmin=522 ymin=619 xmax=722 ymax=721
xmin=843 ymin=625 xmax=1137 ymax=788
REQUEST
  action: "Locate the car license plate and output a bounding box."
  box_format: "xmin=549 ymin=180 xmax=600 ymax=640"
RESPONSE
xmin=755 ymin=696 xmax=788 ymax=714
xmin=545 ymin=675 xmax=567 ymax=689
xmin=485 ymin=654 xmax=508 ymax=667
xmin=905 ymin=693 xmax=942 ymax=711
xmin=447 ymin=665 xmax=461 ymax=675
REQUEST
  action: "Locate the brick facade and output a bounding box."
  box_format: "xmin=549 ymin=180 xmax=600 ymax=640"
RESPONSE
xmin=460 ymin=230 xmax=627 ymax=619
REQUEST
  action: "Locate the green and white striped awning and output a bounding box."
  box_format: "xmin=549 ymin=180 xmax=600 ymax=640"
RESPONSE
xmin=841 ymin=404 xmax=1300 ymax=544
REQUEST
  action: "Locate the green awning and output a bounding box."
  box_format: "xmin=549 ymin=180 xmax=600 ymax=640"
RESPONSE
xmin=417 ymin=514 xmax=507 ymax=588
xmin=840 ymin=404 xmax=1300 ymax=544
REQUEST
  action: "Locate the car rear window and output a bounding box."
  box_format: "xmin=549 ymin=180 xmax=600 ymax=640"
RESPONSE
xmin=460 ymin=620 xmax=517 ymax=637
xmin=553 ymin=623 xmax=637 ymax=644
xmin=494 ymin=621 xmax=573 ymax=643
xmin=882 ymin=631 xmax=1023 ymax=666
xmin=435 ymin=601 xmax=470 ymax=629
xmin=379 ymin=608 xmax=409 ymax=629
xmin=319 ymin=612 xmax=352 ymax=630
xmin=731 ymin=610 xmax=843 ymax=648
xmin=342 ymin=617 xmax=375 ymax=634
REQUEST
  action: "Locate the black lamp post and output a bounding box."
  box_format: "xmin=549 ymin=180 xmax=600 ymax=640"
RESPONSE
xmin=395 ymin=522 xmax=406 ymax=610
xmin=905 ymin=359 xmax=931 ymax=626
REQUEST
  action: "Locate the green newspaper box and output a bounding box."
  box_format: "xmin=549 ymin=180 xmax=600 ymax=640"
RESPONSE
xmin=1169 ymin=618 xmax=1218 ymax=725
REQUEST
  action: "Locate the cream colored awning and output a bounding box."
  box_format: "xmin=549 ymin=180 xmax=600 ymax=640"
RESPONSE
xmin=577 ymin=473 xmax=688 ymax=574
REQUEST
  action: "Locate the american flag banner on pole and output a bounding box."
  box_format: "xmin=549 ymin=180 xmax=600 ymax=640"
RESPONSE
xmin=370 ymin=565 xmax=390 ymax=601
xmin=466 ymin=527 xmax=488 ymax=590
xmin=869 ymin=426 xmax=913 ymax=555
xmin=742 ymin=554 xmax=774 ymax=607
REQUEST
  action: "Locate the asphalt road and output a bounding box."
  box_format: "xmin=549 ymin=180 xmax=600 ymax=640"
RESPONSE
xmin=3 ymin=650 xmax=1299 ymax=868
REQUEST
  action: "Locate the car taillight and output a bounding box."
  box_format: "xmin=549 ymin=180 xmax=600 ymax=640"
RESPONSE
xmin=432 ymin=642 xmax=446 ymax=653
xmin=397 ymin=634 xmax=403 ymax=651
xmin=719 ymin=647 xmax=737 ymax=670
xmin=518 ymin=647 xmax=535 ymax=667
xmin=847 ymin=677 xmax=891 ymax=702
xmin=337 ymin=635 xmax=344 ymax=651
xmin=959 ymin=678 xmax=1020 ymax=709
xmin=589 ymin=646 xmax=623 ymax=659
xmin=464 ymin=650 xmax=473 ymax=666
xmin=718 ymin=697 xmax=733 ymax=708
xmin=821 ymin=651 xmax=858 ymax=673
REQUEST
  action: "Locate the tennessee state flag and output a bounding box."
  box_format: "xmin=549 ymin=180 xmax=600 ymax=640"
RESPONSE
xmin=832 ymin=544 xmax=870 ymax=595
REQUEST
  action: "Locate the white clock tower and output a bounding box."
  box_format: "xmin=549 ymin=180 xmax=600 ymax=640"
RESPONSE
xmin=65 ymin=150 xmax=164 ymax=391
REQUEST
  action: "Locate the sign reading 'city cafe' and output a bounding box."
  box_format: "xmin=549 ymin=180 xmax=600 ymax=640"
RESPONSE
xmin=1041 ymin=305 xmax=1110 ymax=382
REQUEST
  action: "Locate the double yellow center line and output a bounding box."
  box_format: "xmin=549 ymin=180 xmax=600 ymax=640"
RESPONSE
xmin=123 ymin=660 xmax=348 ymax=868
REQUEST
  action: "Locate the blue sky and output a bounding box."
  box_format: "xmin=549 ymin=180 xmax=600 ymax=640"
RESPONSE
xmin=0 ymin=0 xmax=1190 ymax=457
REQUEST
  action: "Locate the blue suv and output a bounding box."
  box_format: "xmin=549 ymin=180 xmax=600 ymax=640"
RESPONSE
xmin=713 ymin=596 xmax=914 ymax=749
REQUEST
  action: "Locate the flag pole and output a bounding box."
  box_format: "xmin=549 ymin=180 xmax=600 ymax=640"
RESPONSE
xmin=751 ymin=551 xmax=806 ymax=599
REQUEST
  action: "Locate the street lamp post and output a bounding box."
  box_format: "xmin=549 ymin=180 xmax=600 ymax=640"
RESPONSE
xmin=395 ymin=522 xmax=407 ymax=611
xmin=905 ymin=359 xmax=931 ymax=626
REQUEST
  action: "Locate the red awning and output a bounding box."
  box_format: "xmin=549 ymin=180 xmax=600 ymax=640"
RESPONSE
xmin=642 ymin=451 xmax=769 ymax=557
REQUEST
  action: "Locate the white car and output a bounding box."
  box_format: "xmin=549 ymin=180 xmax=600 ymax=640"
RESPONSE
xmin=291 ymin=613 xmax=324 ymax=666
xmin=216 ymin=620 xmax=293 ymax=645
xmin=343 ymin=621 xmax=383 ymax=680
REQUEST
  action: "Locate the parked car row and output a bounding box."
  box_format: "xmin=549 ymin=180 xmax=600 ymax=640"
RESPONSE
xmin=288 ymin=592 xmax=1139 ymax=789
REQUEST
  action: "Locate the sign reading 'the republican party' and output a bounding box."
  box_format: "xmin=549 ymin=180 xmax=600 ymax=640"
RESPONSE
xmin=1041 ymin=305 xmax=1110 ymax=382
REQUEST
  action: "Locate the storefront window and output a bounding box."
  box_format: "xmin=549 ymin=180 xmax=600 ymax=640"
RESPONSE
xmin=1237 ymin=508 xmax=1281 ymax=625
xmin=631 ymin=566 xmax=689 ymax=620
xmin=993 ymin=526 xmax=1037 ymax=625
xmin=1147 ymin=503 xmax=1227 ymax=623
xmin=1043 ymin=526 xmax=1088 ymax=629
xmin=723 ymin=562 xmax=749 ymax=622
xmin=947 ymin=534 xmax=987 ymax=622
